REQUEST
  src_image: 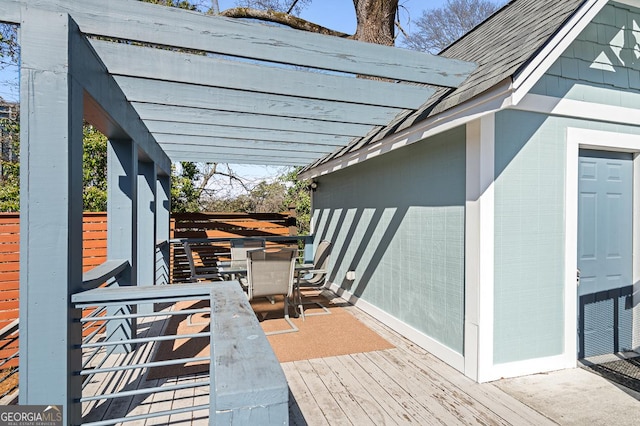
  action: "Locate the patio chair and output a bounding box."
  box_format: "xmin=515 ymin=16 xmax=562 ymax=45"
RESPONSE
xmin=296 ymin=240 xmax=332 ymax=319
xmin=246 ymin=247 xmax=299 ymax=335
xmin=230 ymin=238 xmax=265 ymax=261
xmin=182 ymin=241 xmax=225 ymax=282
xmin=229 ymin=238 xmax=265 ymax=284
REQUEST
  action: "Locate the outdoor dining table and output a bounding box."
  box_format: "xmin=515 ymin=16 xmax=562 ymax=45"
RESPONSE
xmin=217 ymin=259 xmax=314 ymax=276
xmin=217 ymin=260 xmax=315 ymax=317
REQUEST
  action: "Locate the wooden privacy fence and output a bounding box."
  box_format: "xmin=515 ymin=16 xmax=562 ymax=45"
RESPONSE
xmin=0 ymin=210 xmax=298 ymax=361
xmin=170 ymin=210 xmax=297 ymax=283
xmin=0 ymin=213 xmax=109 ymax=370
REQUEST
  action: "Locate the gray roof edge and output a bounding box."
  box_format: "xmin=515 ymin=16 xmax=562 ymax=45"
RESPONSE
xmin=510 ymin=0 xmax=592 ymax=82
xmin=302 ymin=0 xmax=600 ymax=177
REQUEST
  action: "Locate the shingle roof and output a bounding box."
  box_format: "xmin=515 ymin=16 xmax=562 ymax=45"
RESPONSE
xmin=303 ymin=0 xmax=588 ymax=171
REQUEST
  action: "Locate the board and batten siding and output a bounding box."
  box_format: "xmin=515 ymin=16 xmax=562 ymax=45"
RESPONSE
xmin=313 ymin=127 xmax=466 ymax=354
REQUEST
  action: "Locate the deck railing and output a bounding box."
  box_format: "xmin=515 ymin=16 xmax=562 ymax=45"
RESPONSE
xmin=73 ymin=283 xmax=215 ymax=425
xmin=73 ymin=258 xmax=216 ymax=425
xmin=0 ymin=318 xmax=18 ymax=402
xmin=72 ymin=279 xmax=288 ymax=425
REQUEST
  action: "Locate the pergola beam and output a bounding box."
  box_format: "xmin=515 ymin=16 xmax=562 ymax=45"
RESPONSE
xmin=146 ymin=121 xmax=349 ymax=147
xmin=158 ymin=139 xmax=330 ymax=158
xmin=132 ymin=103 xmax=374 ymax=138
xmin=162 ymin=150 xmax=313 ymax=166
xmin=36 ymin=0 xmax=475 ymax=87
xmin=69 ymin=28 xmax=171 ymax=173
xmin=91 ymin=39 xmax=435 ymax=110
xmin=115 ymin=76 xmax=404 ymax=126
xmin=0 ymin=0 xmax=20 ymax=24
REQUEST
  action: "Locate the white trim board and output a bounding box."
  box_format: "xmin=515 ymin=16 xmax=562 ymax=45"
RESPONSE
xmin=326 ymin=281 xmax=465 ymax=373
xmin=490 ymin=355 xmax=574 ymax=382
xmin=565 ymin=128 xmax=640 ymax=359
xmin=514 ymin=94 xmax=640 ymax=128
xmin=464 ymin=115 xmax=496 ymax=383
xmin=302 ymin=0 xmax=614 ymax=180
xmin=511 ymin=0 xmax=609 ymax=105
xmin=300 ymin=80 xmax=513 ymax=180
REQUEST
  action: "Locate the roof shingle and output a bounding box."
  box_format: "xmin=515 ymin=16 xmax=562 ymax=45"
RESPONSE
xmin=304 ymin=0 xmax=588 ymax=171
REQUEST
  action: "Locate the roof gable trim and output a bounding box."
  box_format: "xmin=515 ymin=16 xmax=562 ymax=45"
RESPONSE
xmin=511 ymin=0 xmax=609 ymax=105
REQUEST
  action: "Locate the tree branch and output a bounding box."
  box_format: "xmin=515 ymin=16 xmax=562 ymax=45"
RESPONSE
xmin=394 ymin=20 xmax=410 ymax=41
xmin=286 ymin=0 xmax=299 ymax=14
xmin=218 ymin=8 xmax=352 ymax=38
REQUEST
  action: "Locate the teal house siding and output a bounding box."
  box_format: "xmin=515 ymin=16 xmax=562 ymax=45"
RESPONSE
xmin=492 ymin=109 xmax=640 ymax=365
xmin=530 ymin=2 xmax=640 ymax=106
xmin=313 ymin=128 xmax=466 ymax=354
xmin=492 ymin=1 xmax=640 ymax=365
xmin=307 ymin=0 xmax=640 ymax=380
xmin=493 ymin=110 xmax=567 ymax=364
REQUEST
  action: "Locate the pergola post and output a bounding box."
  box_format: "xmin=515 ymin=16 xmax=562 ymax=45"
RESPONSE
xmin=156 ymin=174 xmax=171 ymax=286
xmin=137 ymin=160 xmax=156 ymax=313
xmin=107 ymin=139 xmax=138 ymax=352
xmin=18 ymin=11 xmax=84 ymax=424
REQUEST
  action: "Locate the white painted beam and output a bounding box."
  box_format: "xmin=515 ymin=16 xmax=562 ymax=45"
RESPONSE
xmin=159 ymin=142 xmax=328 ymax=160
xmin=0 ymin=0 xmax=20 ymax=24
xmin=163 ymin=150 xmax=313 ymax=166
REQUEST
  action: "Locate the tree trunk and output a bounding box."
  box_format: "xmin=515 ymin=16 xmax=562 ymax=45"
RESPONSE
xmin=353 ymin=0 xmax=398 ymax=46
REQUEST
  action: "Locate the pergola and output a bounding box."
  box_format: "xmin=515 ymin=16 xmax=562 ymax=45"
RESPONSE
xmin=1 ymin=0 xmax=474 ymax=423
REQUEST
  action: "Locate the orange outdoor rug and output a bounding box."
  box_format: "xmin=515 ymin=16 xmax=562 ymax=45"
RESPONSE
xmin=146 ymin=290 xmax=394 ymax=380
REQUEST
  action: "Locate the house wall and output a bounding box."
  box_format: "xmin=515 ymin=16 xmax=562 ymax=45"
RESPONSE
xmin=530 ymin=2 xmax=640 ymax=106
xmin=313 ymin=128 xmax=466 ymax=356
xmin=491 ymin=1 xmax=640 ymax=367
xmin=492 ymin=110 xmax=567 ymax=364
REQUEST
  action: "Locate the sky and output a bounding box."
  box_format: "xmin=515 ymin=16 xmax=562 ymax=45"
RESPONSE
xmin=0 ymin=0 xmax=447 ymax=179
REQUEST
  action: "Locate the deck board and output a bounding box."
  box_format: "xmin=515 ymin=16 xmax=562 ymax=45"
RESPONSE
xmin=321 ymin=355 xmax=399 ymax=425
xmin=336 ymin=353 xmax=429 ymax=424
xmin=86 ymin=291 xmax=563 ymax=425
xmin=307 ymin=357 xmax=376 ymax=425
xmin=281 ymin=363 xmax=329 ymax=426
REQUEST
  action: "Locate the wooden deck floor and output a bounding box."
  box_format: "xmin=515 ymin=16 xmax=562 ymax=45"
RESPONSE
xmin=85 ymin=293 xmax=555 ymax=425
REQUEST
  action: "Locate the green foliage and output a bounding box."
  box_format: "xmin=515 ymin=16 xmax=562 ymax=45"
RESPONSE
xmin=0 ymin=109 xmax=20 ymax=212
xmin=280 ymin=167 xmax=311 ymax=235
xmin=0 ymin=24 xmax=19 ymax=67
xmin=171 ymin=162 xmax=202 ymax=212
xmin=82 ymin=125 xmax=108 ymax=211
xmin=0 ymin=158 xmax=19 ymax=212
